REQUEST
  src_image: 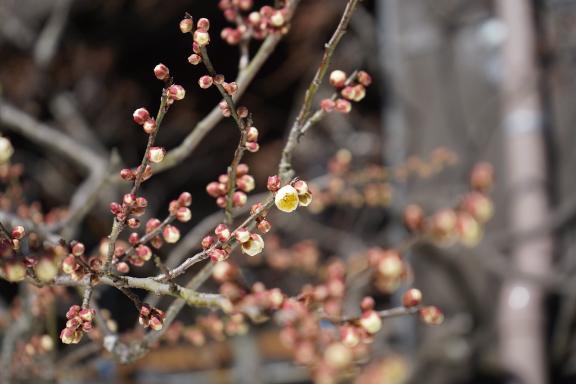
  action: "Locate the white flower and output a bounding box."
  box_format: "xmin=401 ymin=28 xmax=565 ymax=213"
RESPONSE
xmin=274 ymin=185 xmax=299 ymax=212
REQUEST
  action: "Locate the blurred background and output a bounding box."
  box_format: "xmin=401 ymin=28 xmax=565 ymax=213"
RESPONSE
xmin=0 ymin=0 xmax=575 ymax=383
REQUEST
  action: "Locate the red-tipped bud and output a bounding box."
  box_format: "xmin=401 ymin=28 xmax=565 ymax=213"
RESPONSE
xmin=136 ymin=245 xmax=152 ymax=261
xmin=335 ymin=99 xmax=351 ymax=113
xmin=163 ymin=225 xmax=180 ymax=243
xmin=123 ymin=193 xmax=136 ymax=206
xmin=179 ymin=18 xmax=193 ymax=33
xmin=154 ymin=63 xmax=170 ymax=80
xmin=116 ymin=261 xmax=130 ymax=273
xmin=267 ymin=175 xmax=281 ymax=192
xmin=176 ymin=207 xmax=192 ymax=222
xmin=215 ymin=224 xmax=231 ymax=242
xmin=72 ymin=243 xmax=85 ymax=257
xmin=167 ymin=84 xmax=186 ymax=101
xmin=188 ymin=53 xmax=202 ymax=65
xmin=198 ymin=75 xmax=213 ymax=89
xmin=245 ymin=142 xmax=259 ymax=153
xmin=402 ymin=288 xmax=423 ymax=308
xmin=257 ymin=219 xmax=271 ymax=233
xmin=209 ymin=248 xmax=228 ymax=262
xmin=320 ymin=98 xmax=335 ymax=112
xmin=194 ymin=30 xmax=210 ymax=46
xmin=234 ymin=227 xmax=251 ymax=243
xmin=419 ymin=306 xmax=444 ymax=325
xmin=207 ymin=182 xmax=223 ymax=198
xmin=233 ymin=191 xmax=247 ymax=207
xmin=133 ymin=108 xmax=150 ymax=125
xmin=11 ymin=226 xmax=25 ymax=240
xmin=148 ymin=147 xmax=165 ymax=163
xmin=143 ymin=118 xmax=157 ymax=134
xmin=293 ymin=180 xmax=309 ymax=195
xmin=329 ymin=70 xmax=347 ymax=88
xmin=237 ymin=174 xmax=255 ymax=193
xmin=197 ymin=17 xmax=210 ymax=31
xmin=246 ymin=126 xmax=258 ymax=142
xmin=120 ymin=168 xmax=135 ymax=181
xmin=357 ymin=70 xmax=372 ymax=87
xmin=201 ymin=235 xmax=215 ymax=249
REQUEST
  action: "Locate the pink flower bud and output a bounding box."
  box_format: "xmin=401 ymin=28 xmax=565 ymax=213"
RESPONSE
xmin=237 ymin=106 xmax=249 ymax=118
xmin=154 ymin=63 xmax=170 ymax=80
xmin=120 ymin=168 xmax=135 ymax=181
xmin=201 ymin=235 xmax=215 ymax=249
xmin=79 ymin=308 xmax=95 ymax=322
xmin=223 ymin=82 xmax=238 ymax=95
xmin=162 ymin=225 xmax=181 ymax=243
xmin=216 ymin=196 xmax=227 ymax=208
xmin=177 ymin=192 xmax=192 ymax=207
xmin=329 ymin=70 xmax=347 ymax=88
xmin=188 ymin=53 xmax=202 ymax=65
xmin=146 ymin=218 xmax=161 ymax=233
xmin=123 ymin=193 xmax=136 ymax=206
xmin=209 ymin=248 xmax=228 ymax=263
xmin=403 ymin=288 xmax=423 ymax=308
xmin=149 ymin=315 xmax=164 ymax=331
xmin=11 ymin=226 xmax=25 ymax=240
xmin=179 ymin=18 xmax=193 ymax=33
xmin=248 ymin=12 xmax=261 ymax=25
xmin=62 ymin=255 xmax=76 ymax=274
xmin=234 ymin=227 xmax=251 ymax=243
xmin=270 ymin=11 xmax=285 ymax=27
xmin=215 ymin=224 xmax=231 ymax=242
xmin=148 ymin=147 xmax=166 ymax=163
xmin=128 ymin=232 xmax=139 ymax=245
xmin=236 ymin=163 xmax=249 ymax=176
xmin=133 ymin=108 xmax=150 ymax=125
xmin=359 ymin=310 xmax=382 ymax=334
xmin=143 ymin=118 xmax=157 ymax=134
xmin=176 ymin=207 xmax=192 ymax=222
xmin=127 ymin=218 xmax=140 ymax=229
xmin=245 ymin=142 xmax=259 ymax=153
xmin=335 ymin=99 xmax=351 ymax=113
xmin=293 ymin=180 xmax=309 ymax=195
xmin=136 ymin=245 xmax=152 ymax=261
xmin=167 ymin=84 xmax=186 ymax=101
xmin=219 ymin=100 xmax=231 ymax=117
xmin=197 ymin=17 xmax=210 ymax=31
xmin=206 ymin=181 xmax=223 ymax=198
xmin=320 ymin=98 xmax=335 ymax=112
xmin=72 ymin=242 xmax=85 ymax=257
xmin=357 ymin=70 xmax=372 ymax=87
xmin=194 ymin=30 xmax=210 ymax=46
xmin=198 ymin=75 xmax=214 ymax=89
xmin=110 ymin=202 xmax=122 ymax=215
xmin=116 ymin=261 xmax=130 ymax=273
xmin=419 ymin=306 xmax=444 ymax=325
xmin=257 ymin=219 xmax=271 ymax=233
xmin=266 ymin=175 xmax=281 ymax=192
xmin=233 ymin=191 xmax=247 ymax=207
xmin=236 ymin=174 xmax=255 ymax=193
xmin=60 ymin=327 xmax=76 ymax=344
xmin=246 ymin=126 xmax=258 ymax=142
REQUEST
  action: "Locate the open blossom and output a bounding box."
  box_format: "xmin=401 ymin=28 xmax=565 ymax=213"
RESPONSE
xmin=275 ymin=185 xmax=299 ymax=212
xmin=241 ymin=234 xmax=265 ymax=256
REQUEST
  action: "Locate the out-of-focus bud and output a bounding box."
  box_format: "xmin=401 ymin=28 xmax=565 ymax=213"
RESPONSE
xmin=154 ymin=63 xmax=170 ymax=80
xmin=329 ymin=70 xmax=347 ymax=88
xmin=402 ymin=288 xmax=423 ymax=308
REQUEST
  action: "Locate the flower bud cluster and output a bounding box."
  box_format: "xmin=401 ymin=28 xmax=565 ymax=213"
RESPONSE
xmin=61 ymin=241 xmax=103 ymax=280
xmin=60 ymin=305 xmax=94 ymax=344
xmin=206 ymin=163 xmax=253 ymax=208
xmin=273 ymin=179 xmax=312 ymax=213
xmin=217 ymin=1 xmax=291 ymax=44
xmin=367 ymin=249 xmax=408 ymax=294
xmin=320 ymin=70 xmax=372 ymax=114
xmin=403 ymin=162 xmax=494 ymax=247
xmin=139 ymin=303 xmax=165 ymax=331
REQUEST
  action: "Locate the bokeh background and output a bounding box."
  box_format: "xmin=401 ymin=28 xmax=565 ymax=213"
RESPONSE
xmin=1 ymin=0 xmax=576 ymax=383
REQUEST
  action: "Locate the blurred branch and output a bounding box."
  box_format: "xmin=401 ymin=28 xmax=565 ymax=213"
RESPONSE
xmin=0 ymin=101 xmax=106 ymax=173
xmin=33 ymin=0 xmax=74 ymax=68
